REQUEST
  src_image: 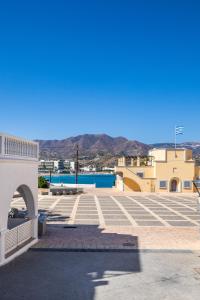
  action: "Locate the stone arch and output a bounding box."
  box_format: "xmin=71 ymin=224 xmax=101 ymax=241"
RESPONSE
xmin=124 ymin=177 xmax=141 ymax=192
xmin=16 ymin=185 xmax=36 ymax=218
xmin=3 ymin=183 xmax=37 ymax=228
xmin=0 ymin=165 xmax=38 ymax=229
xmin=7 ymin=184 xmax=36 ymax=230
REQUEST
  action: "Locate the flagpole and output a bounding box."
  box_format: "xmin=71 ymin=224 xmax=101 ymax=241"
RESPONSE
xmin=174 ymin=125 xmax=184 ymax=156
xmin=174 ymin=125 xmax=177 ymax=149
xmin=174 ymin=125 xmax=177 ymax=158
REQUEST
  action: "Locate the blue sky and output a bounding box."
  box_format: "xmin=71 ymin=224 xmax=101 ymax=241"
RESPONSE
xmin=0 ymin=0 xmax=200 ymax=143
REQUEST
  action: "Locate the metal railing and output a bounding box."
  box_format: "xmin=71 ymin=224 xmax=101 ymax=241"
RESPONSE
xmin=193 ymin=180 xmax=200 ymax=197
xmin=0 ymin=133 xmax=38 ymax=160
xmin=5 ymin=220 xmax=33 ymax=254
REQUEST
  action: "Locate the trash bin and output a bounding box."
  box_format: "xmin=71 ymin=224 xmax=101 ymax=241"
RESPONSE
xmin=38 ymin=213 xmax=47 ymax=237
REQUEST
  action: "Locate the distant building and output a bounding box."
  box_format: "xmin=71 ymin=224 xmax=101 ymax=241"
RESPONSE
xmin=64 ymin=160 xmax=71 ymax=170
xmin=38 ymin=160 xmax=54 ymax=173
xmin=54 ymin=160 xmax=63 ymax=172
xmin=115 ymin=148 xmax=200 ymax=193
xmin=80 ymin=165 xmax=97 ymax=172
xmin=70 ymin=161 xmax=75 ymax=172
xmin=39 ymin=159 xmax=72 ymax=173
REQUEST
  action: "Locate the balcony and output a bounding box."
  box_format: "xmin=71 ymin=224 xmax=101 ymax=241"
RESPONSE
xmin=0 ymin=132 xmax=38 ymax=161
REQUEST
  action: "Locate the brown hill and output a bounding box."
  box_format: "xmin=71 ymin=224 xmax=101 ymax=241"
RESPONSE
xmin=36 ymin=134 xmax=150 ymax=160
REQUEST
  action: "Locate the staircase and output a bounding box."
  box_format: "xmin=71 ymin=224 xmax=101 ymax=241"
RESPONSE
xmin=122 ymin=168 xmax=145 ymax=191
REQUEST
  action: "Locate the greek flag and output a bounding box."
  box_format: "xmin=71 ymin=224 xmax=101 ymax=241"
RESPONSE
xmin=175 ymin=126 xmax=184 ymax=135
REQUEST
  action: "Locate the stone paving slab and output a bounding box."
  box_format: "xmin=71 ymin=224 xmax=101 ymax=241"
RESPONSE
xmin=30 ymin=194 xmax=200 ymax=250
xmin=11 ymin=193 xmax=200 ymax=228
xmin=135 ymin=221 xmax=164 ymax=226
xmin=32 ymin=224 xmax=200 ymax=251
xmin=167 ymin=221 xmax=196 ymax=226
xmin=11 ymin=192 xmax=200 ymax=250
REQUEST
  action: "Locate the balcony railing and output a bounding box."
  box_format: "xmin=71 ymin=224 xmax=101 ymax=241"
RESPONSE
xmin=117 ymin=156 xmax=153 ymax=167
xmin=0 ymin=133 xmax=38 ymax=161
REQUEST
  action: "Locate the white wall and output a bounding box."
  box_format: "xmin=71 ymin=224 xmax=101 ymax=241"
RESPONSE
xmin=0 ymin=160 xmax=38 ymax=231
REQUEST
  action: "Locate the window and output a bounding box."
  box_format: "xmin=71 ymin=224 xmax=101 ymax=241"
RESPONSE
xmin=183 ymin=181 xmax=192 ymax=189
xmin=136 ymin=172 xmax=144 ymax=178
xmin=159 ymin=181 xmax=167 ymax=189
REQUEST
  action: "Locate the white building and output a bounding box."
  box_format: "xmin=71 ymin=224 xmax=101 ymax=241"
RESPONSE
xmin=70 ymin=161 xmax=75 ymax=171
xmin=53 ymin=160 xmax=63 ymax=172
xmin=0 ymin=132 xmax=39 ymax=266
xmin=38 ymin=160 xmax=54 ymax=173
xmin=64 ymin=160 xmax=71 ymax=171
xmin=54 ymin=160 xmax=71 ymax=173
xmin=39 ymin=159 xmax=72 ymax=173
xmin=80 ymin=165 xmax=97 ymax=172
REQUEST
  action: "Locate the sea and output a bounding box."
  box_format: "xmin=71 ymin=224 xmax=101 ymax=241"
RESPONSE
xmin=44 ymin=174 xmax=116 ymax=188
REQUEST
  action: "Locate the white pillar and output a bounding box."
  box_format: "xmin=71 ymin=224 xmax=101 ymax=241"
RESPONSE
xmin=32 ymin=215 xmax=38 ymax=239
xmin=122 ymin=157 xmax=126 ymax=166
xmin=131 ymin=158 xmax=134 ymax=166
xmin=137 ymin=157 xmax=141 ymax=167
xmin=1 ymin=134 xmax=5 ymax=155
xmin=0 ymin=229 xmax=7 ymax=265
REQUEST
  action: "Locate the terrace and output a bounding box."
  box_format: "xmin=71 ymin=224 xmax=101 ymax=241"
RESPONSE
xmin=117 ymin=155 xmax=154 ymax=167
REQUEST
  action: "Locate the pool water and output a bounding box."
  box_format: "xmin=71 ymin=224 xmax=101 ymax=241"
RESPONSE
xmin=44 ymin=174 xmax=116 ymax=188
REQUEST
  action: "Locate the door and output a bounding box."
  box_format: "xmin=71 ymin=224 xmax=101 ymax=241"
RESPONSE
xmin=171 ymin=179 xmax=178 ymax=192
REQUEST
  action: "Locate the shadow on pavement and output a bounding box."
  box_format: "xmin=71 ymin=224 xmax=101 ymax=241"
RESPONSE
xmin=33 ymin=224 xmax=139 ymax=251
xmin=0 ymin=227 xmax=141 ymax=300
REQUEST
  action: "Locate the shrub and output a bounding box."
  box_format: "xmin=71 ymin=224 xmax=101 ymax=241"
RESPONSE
xmin=38 ymin=176 xmax=49 ymax=188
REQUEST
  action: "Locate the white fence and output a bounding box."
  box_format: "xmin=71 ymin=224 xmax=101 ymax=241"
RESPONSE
xmin=51 ymin=183 xmax=96 ymax=189
xmin=0 ymin=133 xmax=38 ymax=160
xmin=5 ymin=220 xmax=33 ymax=254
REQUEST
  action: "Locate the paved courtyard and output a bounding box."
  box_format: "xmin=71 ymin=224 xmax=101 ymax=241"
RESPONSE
xmin=3 ymin=193 xmax=200 ymax=299
xmin=11 ymin=192 xmax=200 ymax=251
xmin=12 ymin=193 xmax=200 ymax=227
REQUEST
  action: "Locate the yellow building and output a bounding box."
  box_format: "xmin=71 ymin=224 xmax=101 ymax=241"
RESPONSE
xmin=115 ymin=148 xmax=200 ymax=193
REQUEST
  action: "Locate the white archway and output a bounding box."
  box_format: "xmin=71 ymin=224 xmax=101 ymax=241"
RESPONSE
xmin=8 ymin=185 xmax=37 ymax=230
xmin=16 ymin=184 xmax=36 ymax=218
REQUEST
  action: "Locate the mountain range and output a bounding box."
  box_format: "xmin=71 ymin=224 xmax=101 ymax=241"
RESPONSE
xmin=36 ymin=134 xmax=200 ymax=161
